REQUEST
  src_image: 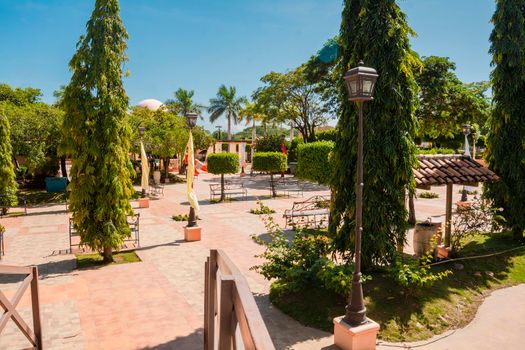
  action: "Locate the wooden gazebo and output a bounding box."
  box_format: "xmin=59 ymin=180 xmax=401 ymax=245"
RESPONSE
xmin=413 ymin=155 xmax=499 ymax=247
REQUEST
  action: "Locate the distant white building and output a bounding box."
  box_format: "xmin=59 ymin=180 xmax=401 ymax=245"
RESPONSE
xmin=136 ymin=99 xmax=164 ymax=111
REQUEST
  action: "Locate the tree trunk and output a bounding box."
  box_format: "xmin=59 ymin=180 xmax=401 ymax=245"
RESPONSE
xmin=227 ymin=116 xmax=232 ymax=140
xmin=270 ymin=173 xmax=276 ymax=197
xmin=103 ymin=246 xmax=113 ymax=263
xmin=164 ymin=157 xmax=170 ymax=183
xmin=408 ymin=192 xmax=416 ymax=225
xmin=512 ymin=226 xmax=524 ymax=240
xmin=60 ymin=156 xmax=68 ymax=178
xmin=220 ymin=174 xmax=225 ymax=201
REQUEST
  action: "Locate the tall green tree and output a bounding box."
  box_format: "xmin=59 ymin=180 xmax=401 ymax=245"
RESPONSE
xmin=208 ymin=85 xmax=246 ymax=140
xmin=62 ymin=0 xmax=134 ymax=262
xmin=254 ymin=66 xmax=328 ymax=142
xmin=416 ymin=56 xmax=491 ymax=139
xmin=485 ymin=0 xmax=525 ymax=240
xmin=165 ymin=88 xmax=203 ymax=115
xmin=329 ymin=0 xmax=419 ymax=267
xmin=0 ymin=113 xmax=17 ymax=213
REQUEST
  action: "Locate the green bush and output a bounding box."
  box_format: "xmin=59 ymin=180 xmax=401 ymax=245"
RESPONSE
xmin=417 ymin=147 xmax=456 ymax=155
xmin=252 ymin=152 xmax=287 ymax=173
xmin=254 ymin=135 xmax=290 ymax=153
xmin=287 ymin=137 xmax=303 ymax=163
xmin=207 ymin=153 xmax=240 ymax=201
xmin=316 ymin=129 xmax=337 ymax=142
xmin=418 ymin=191 xmax=439 ymax=199
xmin=253 ymin=152 xmax=287 ymax=197
xmin=207 ymin=153 xmax=239 ymax=175
xmin=296 ymin=141 xmax=334 ymax=186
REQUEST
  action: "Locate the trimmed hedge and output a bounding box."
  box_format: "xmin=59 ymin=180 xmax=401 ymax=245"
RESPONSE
xmin=296 ymin=141 xmax=334 ymax=185
xmin=316 ymin=129 xmax=337 ymax=142
xmin=252 ymin=152 xmax=287 ymax=173
xmin=207 ymin=153 xmax=240 ymax=174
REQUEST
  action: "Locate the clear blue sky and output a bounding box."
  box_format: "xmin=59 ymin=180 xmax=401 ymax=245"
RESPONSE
xmin=0 ymin=0 xmax=495 ymax=132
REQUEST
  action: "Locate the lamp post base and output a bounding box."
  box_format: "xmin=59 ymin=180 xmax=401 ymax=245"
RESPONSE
xmin=138 ymin=197 xmax=149 ymax=208
xmin=333 ymin=316 xmax=379 ymax=350
xmin=184 ymin=226 xmax=202 ymax=242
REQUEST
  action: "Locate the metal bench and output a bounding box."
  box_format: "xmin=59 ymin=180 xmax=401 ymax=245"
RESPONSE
xmin=0 ymin=190 xmax=27 ymax=216
xmin=149 ymin=181 xmax=164 ymax=197
xmin=283 ymin=195 xmax=330 ymax=228
xmin=69 ymin=213 xmax=140 ymax=253
xmin=271 ymin=178 xmax=304 ymax=198
xmin=210 ymin=183 xmax=248 ymax=201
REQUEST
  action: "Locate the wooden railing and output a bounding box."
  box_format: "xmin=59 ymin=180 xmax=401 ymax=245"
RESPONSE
xmin=0 ymin=265 xmax=43 ymax=349
xmin=204 ymin=250 xmax=275 ymax=350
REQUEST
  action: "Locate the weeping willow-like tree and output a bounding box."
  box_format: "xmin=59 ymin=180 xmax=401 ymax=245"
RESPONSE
xmin=485 ymin=0 xmax=525 ymax=240
xmin=329 ymin=0 xmax=419 ymax=267
xmin=0 ymin=113 xmax=17 ymax=213
xmin=62 ymin=0 xmax=134 ymax=262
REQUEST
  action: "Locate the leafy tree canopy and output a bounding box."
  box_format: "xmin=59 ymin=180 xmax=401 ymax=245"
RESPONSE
xmin=208 ymin=85 xmax=247 ymax=140
xmin=253 ymin=66 xmax=328 ymax=142
xmin=0 ymin=113 xmax=18 ymax=208
xmin=416 ymin=56 xmax=491 ymax=139
xmin=165 ymin=88 xmax=204 ymax=116
xmin=485 ymin=0 xmax=525 ymax=240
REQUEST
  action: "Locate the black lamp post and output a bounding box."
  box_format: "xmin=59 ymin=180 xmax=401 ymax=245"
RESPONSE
xmin=139 ymin=126 xmax=146 ymax=198
xmin=461 ymin=123 xmax=472 ymax=202
xmin=343 ymin=60 xmax=378 ymax=326
xmin=186 ymin=112 xmax=198 ymax=227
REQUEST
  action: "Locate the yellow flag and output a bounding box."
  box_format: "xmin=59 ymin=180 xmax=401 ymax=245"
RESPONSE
xmin=140 ymin=141 xmax=149 ymax=192
xmin=186 ymin=131 xmax=200 ymax=212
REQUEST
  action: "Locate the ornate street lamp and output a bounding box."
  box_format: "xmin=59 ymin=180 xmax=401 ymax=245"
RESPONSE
xmin=186 ymin=112 xmax=199 ymax=227
xmin=461 ymin=124 xmax=472 ymax=201
xmin=343 ymin=60 xmax=378 ymax=326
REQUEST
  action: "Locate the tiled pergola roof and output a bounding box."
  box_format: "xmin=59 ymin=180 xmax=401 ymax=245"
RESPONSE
xmin=414 ymin=155 xmax=499 ymax=188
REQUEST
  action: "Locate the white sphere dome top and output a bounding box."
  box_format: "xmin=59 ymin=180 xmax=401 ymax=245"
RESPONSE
xmin=136 ymin=99 xmax=164 ymax=111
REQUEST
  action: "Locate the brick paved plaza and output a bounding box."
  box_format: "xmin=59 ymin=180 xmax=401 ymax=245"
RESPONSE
xmin=2 ymin=173 xmax=523 ymax=350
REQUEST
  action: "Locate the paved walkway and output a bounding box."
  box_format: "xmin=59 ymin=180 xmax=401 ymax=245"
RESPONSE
xmin=0 ymin=174 xmax=522 ymax=349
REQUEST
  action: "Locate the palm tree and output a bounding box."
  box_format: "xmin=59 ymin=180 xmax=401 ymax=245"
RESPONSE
xmin=165 ymin=88 xmax=203 ymax=115
xmin=208 ymin=85 xmax=246 ymax=140
xmin=239 ymin=101 xmax=266 ymax=145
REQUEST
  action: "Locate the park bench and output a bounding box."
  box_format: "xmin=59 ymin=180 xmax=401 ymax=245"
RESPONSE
xmin=149 ymin=179 xmax=165 ymax=197
xmin=209 ymin=183 xmax=248 ymax=201
xmin=283 ymin=195 xmax=330 ymax=228
xmin=68 ymin=213 xmax=140 ymax=253
xmin=270 ymin=178 xmax=304 ymax=198
xmin=0 ymin=190 xmax=27 ymax=216
xmin=0 ymin=228 xmax=4 ymax=259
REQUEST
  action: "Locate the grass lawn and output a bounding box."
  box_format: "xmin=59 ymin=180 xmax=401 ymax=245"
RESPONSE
xmin=18 ymin=189 xmax=67 ymax=206
xmin=270 ymin=232 xmax=525 ymax=342
xmin=76 ymin=251 xmax=141 ymax=269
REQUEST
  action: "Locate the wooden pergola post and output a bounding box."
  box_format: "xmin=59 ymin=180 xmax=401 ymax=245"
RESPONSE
xmin=445 ymin=183 xmax=453 ymax=247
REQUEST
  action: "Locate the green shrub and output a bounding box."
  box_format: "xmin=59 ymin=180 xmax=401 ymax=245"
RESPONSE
xmin=251 ymin=212 xmax=331 ymax=293
xmin=296 ymin=141 xmax=334 ymax=186
xmin=252 ymin=152 xmax=287 ymax=197
xmin=390 ymin=239 xmax=452 ymax=296
xmin=418 ymin=191 xmax=439 ymax=199
xmin=250 ymin=201 xmax=276 ymax=215
xmin=254 ymin=135 xmax=290 ymax=153
xmin=252 ymin=152 xmax=287 ymax=173
xmin=207 ymin=153 xmax=240 ymax=201
xmin=417 ymin=148 xmax=456 ymax=155
xmin=207 ymin=153 xmax=240 ymax=174
xmin=316 ymin=129 xmax=337 ymax=142
xmin=287 ymin=137 xmax=304 ymax=163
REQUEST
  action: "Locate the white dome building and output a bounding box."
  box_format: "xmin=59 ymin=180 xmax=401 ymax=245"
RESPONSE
xmin=136 ymin=99 xmax=164 ymax=111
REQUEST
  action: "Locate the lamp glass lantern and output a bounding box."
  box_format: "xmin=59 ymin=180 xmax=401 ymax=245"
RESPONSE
xmin=344 ymin=61 xmax=379 ymax=102
xmin=186 ymin=112 xmax=198 ymax=129
xmin=462 ymin=124 xmax=472 ymax=136
xmin=138 ymin=126 xmax=145 ymax=137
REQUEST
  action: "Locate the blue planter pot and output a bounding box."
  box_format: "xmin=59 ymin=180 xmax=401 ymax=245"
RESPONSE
xmin=45 ymin=177 xmax=67 ymax=193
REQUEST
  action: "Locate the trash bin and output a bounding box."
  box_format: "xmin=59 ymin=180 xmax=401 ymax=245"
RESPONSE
xmin=45 ymin=177 xmax=67 ymax=193
xmin=413 ymin=218 xmax=442 ymax=256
